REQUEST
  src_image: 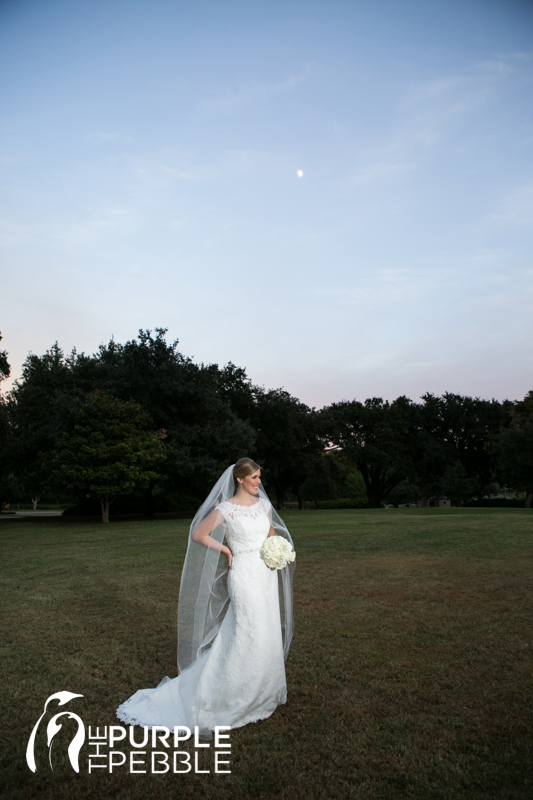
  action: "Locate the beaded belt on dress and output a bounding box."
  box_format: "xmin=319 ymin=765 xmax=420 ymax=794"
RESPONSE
xmin=233 ymin=546 xmax=262 ymax=556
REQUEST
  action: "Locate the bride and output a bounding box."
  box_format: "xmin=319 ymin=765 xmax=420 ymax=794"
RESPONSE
xmin=116 ymin=458 xmax=295 ymax=738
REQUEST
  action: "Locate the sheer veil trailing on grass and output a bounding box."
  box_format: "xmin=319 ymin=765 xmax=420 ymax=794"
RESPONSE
xmin=178 ymin=464 xmax=294 ymax=673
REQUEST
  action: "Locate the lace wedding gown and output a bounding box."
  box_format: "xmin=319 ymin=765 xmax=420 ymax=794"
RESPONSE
xmin=116 ymin=497 xmax=287 ymax=736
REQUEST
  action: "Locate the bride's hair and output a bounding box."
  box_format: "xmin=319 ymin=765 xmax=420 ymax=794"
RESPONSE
xmin=233 ymin=457 xmax=261 ymax=489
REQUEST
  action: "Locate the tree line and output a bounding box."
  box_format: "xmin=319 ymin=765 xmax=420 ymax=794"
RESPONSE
xmin=0 ymin=329 xmax=531 ymax=522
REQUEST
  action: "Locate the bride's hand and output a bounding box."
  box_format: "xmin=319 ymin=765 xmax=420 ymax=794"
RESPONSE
xmin=223 ymin=546 xmax=233 ymax=569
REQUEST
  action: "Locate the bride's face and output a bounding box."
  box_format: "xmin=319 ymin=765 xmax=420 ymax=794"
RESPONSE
xmin=241 ymin=470 xmax=261 ymax=495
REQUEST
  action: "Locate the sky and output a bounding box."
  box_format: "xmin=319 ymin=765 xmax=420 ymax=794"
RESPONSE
xmin=1 ymin=0 xmax=532 ymax=408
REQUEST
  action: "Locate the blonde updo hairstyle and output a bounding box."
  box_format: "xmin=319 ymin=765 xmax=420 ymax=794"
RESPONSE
xmin=233 ymin=457 xmax=261 ymax=491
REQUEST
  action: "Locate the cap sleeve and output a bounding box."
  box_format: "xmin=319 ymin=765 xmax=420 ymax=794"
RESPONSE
xmin=215 ymin=501 xmax=230 ymax=522
xmin=260 ymin=496 xmax=272 ymax=518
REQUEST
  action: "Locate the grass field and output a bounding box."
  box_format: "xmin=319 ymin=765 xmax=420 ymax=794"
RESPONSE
xmin=1 ymin=508 xmax=532 ymax=800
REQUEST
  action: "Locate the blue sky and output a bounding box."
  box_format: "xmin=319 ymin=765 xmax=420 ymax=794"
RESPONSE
xmin=1 ymin=0 xmax=532 ymax=407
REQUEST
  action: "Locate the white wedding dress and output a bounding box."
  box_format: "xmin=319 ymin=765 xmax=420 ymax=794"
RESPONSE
xmin=116 ymin=497 xmax=287 ymax=736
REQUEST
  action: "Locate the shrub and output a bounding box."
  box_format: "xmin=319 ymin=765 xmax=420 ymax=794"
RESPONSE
xmin=314 ymin=497 xmax=369 ymax=509
xmin=464 ymin=498 xmax=525 ymax=508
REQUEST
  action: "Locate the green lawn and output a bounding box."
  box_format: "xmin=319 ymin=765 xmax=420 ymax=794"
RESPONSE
xmin=1 ymin=508 xmax=532 ymax=799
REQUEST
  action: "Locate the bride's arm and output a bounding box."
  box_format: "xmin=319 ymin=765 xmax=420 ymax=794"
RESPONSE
xmin=266 ymin=501 xmax=276 ymax=537
xmin=191 ymin=509 xmax=233 ymax=568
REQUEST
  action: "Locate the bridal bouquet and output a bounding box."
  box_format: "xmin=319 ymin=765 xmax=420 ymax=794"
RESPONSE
xmin=260 ymin=536 xmax=296 ymax=570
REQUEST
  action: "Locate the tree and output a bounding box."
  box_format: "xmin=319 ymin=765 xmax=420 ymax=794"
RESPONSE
xmin=323 ymin=396 xmax=421 ymax=508
xmin=420 ymin=393 xmax=508 ymax=496
xmin=493 ymin=392 xmax=533 ymax=507
xmin=327 ymin=450 xmax=368 ymax=502
xmin=7 ymin=344 xmax=95 ymax=509
xmin=6 ymin=331 xmax=256 ymax=515
xmin=409 ymin=430 xmax=450 ymax=502
xmin=301 ymin=449 xmax=367 ymax=507
xmin=252 ymin=388 xmax=319 ymax=509
xmin=0 ymin=336 xmax=14 ymax=510
xmin=300 ymin=453 xmax=337 ymax=508
xmin=0 ymin=397 xmax=12 ymax=511
xmin=439 ymin=461 xmax=474 ymax=506
xmin=216 ymin=362 xmax=256 ymax=423
xmin=94 ymin=329 xmax=256 ymax=512
xmin=385 ymin=479 xmax=422 ymax=507
xmin=47 ymin=392 xmax=166 ymax=523
xmin=0 ymin=332 xmax=10 ymax=386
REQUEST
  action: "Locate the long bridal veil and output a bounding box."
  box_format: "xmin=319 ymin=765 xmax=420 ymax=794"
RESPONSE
xmin=177 ymin=464 xmax=295 ymax=674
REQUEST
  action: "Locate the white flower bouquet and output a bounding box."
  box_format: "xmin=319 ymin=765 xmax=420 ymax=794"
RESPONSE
xmin=260 ymin=535 xmax=296 ymax=570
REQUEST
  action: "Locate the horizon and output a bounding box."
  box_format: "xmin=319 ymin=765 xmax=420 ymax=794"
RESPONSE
xmin=1 ymin=327 xmax=527 ymax=408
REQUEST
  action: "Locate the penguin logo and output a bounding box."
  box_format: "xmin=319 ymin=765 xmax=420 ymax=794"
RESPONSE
xmin=26 ymin=691 xmax=85 ymax=773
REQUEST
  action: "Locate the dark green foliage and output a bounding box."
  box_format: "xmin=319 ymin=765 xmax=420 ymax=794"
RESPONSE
xmin=420 ymin=392 xmax=511 ymax=496
xmin=439 ymin=460 xmax=475 ymax=506
xmin=7 ymin=343 xmax=97 ymax=508
xmin=441 ymin=462 xmax=475 ymax=506
xmin=94 ymin=328 xmax=193 ymax=430
xmin=493 ymin=391 xmax=533 ymax=507
xmin=216 ymin=361 xmax=257 ymax=422
xmin=0 ymin=334 xmax=14 ymax=509
xmin=0 ymin=331 xmax=10 ymax=384
xmin=300 ymin=454 xmax=337 ymax=507
xmin=63 ymin=489 xmax=202 ymax=516
xmin=47 ymin=392 xmax=166 ymax=522
xmin=5 ymin=331 xmax=257 ymax=514
xmin=313 ymin=496 xmax=369 ymax=509
xmin=309 ymin=393 xmax=523 ymax=508
xmin=252 ymin=388 xmax=321 ymax=509
xmin=94 ymin=329 xmax=256 ymax=506
xmin=322 ymin=396 xmax=421 ymax=507
xmin=465 ymin=497 xmax=525 ymax=508
xmin=342 ymin=467 xmax=367 ymax=501
xmin=385 ymin=479 xmax=422 ymax=507
xmin=0 ymin=396 xmax=13 ymax=510
xmin=301 ymin=450 xmax=367 ymax=507
xmin=3 ymin=328 xmax=532 ymax=512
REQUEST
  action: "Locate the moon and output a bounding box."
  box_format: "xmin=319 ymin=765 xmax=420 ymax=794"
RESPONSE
xmin=297 ymin=170 xmax=304 ymax=178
